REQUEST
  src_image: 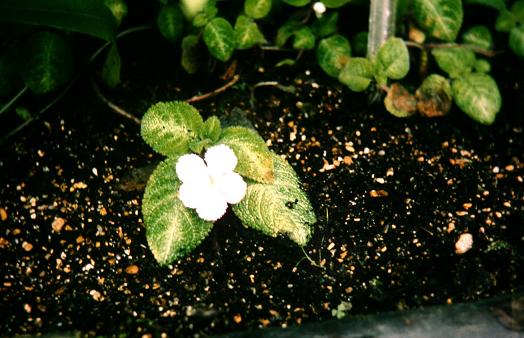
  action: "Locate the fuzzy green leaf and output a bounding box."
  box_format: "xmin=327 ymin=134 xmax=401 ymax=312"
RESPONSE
xmin=234 ymin=15 xmax=266 ymax=50
xmin=432 ymin=47 xmax=476 ymax=78
xmin=233 ymin=153 xmax=315 ymax=246
xmin=312 ymin=11 xmax=339 ymax=38
xmin=338 ymin=57 xmax=373 ymax=92
xmin=375 ymin=37 xmax=409 ymax=80
xmin=509 ymin=25 xmax=524 ymax=57
xmin=218 ymin=126 xmax=274 ymax=183
xmin=245 ymin=0 xmax=272 ymax=19
xmin=141 ymin=101 xmax=204 ymax=157
xmin=293 ymin=26 xmax=315 ymax=50
xmin=0 ymin=0 xmax=117 ymax=41
xmin=203 ymin=17 xmax=236 ymax=62
xmin=452 ymin=73 xmax=501 ymax=125
xmin=181 ymin=35 xmax=201 ymax=74
xmin=201 ymin=116 xmax=222 ymax=142
xmin=474 ymin=59 xmax=491 ymax=73
xmin=157 ymin=4 xmax=184 ymax=43
xmin=100 ymin=42 xmax=121 ymax=88
xmin=317 ymin=34 xmax=351 ymax=77
xmin=142 ymin=157 xmax=214 ymax=265
xmin=282 ymin=0 xmax=311 ymax=6
xmin=21 ymin=32 xmax=73 ymax=95
xmin=413 ymin=0 xmax=463 ymax=41
xmin=495 ymin=10 xmax=517 ymax=32
xmin=462 ymin=25 xmax=493 ymax=49
xmin=415 ymin=74 xmax=452 ymax=117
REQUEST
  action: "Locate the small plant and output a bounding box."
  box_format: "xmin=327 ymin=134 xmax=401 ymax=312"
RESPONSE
xmin=140 ymin=101 xmax=316 ymax=265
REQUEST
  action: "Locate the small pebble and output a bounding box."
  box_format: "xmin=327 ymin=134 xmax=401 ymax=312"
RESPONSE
xmin=455 ymin=233 xmax=473 ymax=254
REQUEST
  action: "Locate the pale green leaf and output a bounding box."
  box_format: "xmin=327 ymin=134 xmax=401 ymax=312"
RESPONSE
xmin=181 ymin=35 xmax=201 ymax=74
xmin=293 ymin=26 xmax=315 ymax=50
xmin=157 ymin=4 xmax=185 ymax=43
xmin=415 ymin=74 xmax=452 ymax=117
xmin=413 ymin=0 xmax=463 ymax=41
xmin=101 ymin=42 xmax=121 ymax=88
xmin=141 ymin=101 xmax=204 ymax=157
xmin=201 ymin=115 xmax=222 ymax=142
xmin=142 ymin=157 xmax=214 ymax=265
xmin=21 ymin=31 xmax=73 ymax=95
xmin=338 ymin=57 xmax=373 ymax=92
xmin=203 ymin=17 xmax=236 ymax=61
xmin=218 ymin=126 xmax=274 ymax=183
xmin=474 ymin=59 xmax=491 ymax=73
xmin=282 ymin=0 xmax=311 ymax=6
xmin=375 ymin=37 xmax=409 ymax=80
xmin=234 ymin=15 xmax=266 ymax=50
xmin=245 ymin=0 xmax=272 ymax=19
xmin=432 ymin=46 xmax=476 ymax=78
xmin=316 ymin=34 xmax=351 ymax=77
xmin=233 ymin=153 xmax=315 ymax=246
xmin=452 ymin=73 xmax=501 ymax=125
xmin=462 ymin=25 xmax=493 ymax=49
xmin=509 ymin=25 xmax=524 ymax=57
xmin=104 ymin=0 xmax=127 ymax=26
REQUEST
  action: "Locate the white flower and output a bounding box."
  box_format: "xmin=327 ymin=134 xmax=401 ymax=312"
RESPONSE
xmin=313 ymin=2 xmax=326 ymax=18
xmin=176 ymin=144 xmax=247 ymax=221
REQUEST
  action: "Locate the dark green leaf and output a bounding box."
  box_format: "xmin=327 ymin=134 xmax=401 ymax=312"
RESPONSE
xmin=234 ymin=15 xmax=266 ymax=50
xmin=141 ymin=101 xmax=204 ymax=157
xmin=276 ymin=20 xmax=301 ymax=47
xmin=312 ymin=11 xmax=338 ymax=38
xmin=322 ymin=0 xmax=352 ymax=8
xmin=21 ymin=31 xmax=73 ymax=95
xmin=181 ymin=35 xmax=201 ymax=74
xmin=218 ymin=126 xmax=274 ymax=183
xmin=245 ymin=0 xmax=272 ymax=19
xmin=0 ymin=0 xmax=117 ymax=41
xmin=316 ymin=34 xmax=351 ymax=77
xmin=452 ymin=73 xmax=501 ymax=125
xmin=338 ymin=57 xmax=373 ymax=92
xmin=0 ymin=46 xmax=20 ymax=97
xmin=293 ymin=26 xmax=315 ymax=50
xmin=495 ymin=10 xmax=517 ymax=32
xmin=413 ymin=0 xmax=463 ymax=41
xmin=203 ymin=17 xmax=236 ymax=62
xmin=282 ymin=0 xmax=311 ymax=6
xmin=233 ymin=153 xmax=315 ymax=246
xmin=157 ymin=4 xmax=185 ymax=43
xmin=351 ymin=31 xmax=368 ymax=56
xmin=101 ymin=42 xmax=121 ymax=88
xmin=464 ymin=0 xmax=506 ymax=11
xmin=432 ymin=46 xmax=476 ymax=78
xmin=509 ymin=25 xmax=524 ymax=57
xmin=142 ymin=157 xmax=214 ymax=265
xmin=462 ymin=25 xmax=493 ymax=49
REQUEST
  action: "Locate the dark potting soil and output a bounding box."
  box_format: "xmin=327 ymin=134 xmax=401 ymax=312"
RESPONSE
xmin=1 ymin=35 xmax=524 ymax=337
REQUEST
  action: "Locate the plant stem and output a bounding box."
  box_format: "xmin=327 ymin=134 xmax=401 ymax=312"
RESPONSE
xmin=90 ymin=77 xmax=141 ymax=125
xmin=367 ymin=0 xmax=398 ymax=58
xmin=186 ymin=75 xmax=240 ymax=103
xmin=0 ymin=86 xmax=28 ymax=117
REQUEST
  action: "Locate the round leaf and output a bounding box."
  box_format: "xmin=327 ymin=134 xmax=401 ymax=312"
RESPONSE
xmin=495 ymin=10 xmax=517 ymax=32
xmin=293 ymin=26 xmax=315 ymax=50
xmin=203 ymin=17 xmax=236 ymax=62
xmin=276 ymin=20 xmax=301 ymax=47
xmin=384 ymin=83 xmax=417 ymax=118
xmin=452 ymin=73 xmax=501 ymax=125
xmin=509 ymin=25 xmax=524 ymax=57
xmin=413 ymin=0 xmax=463 ymax=41
xmin=142 ymin=157 xmax=214 ymax=265
xmin=338 ymin=57 xmax=373 ymax=92
xmin=157 ymin=4 xmax=185 ymax=43
xmin=415 ymin=74 xmax=452 ymax=117
xmin=21 ymin=31 xmax=73 ymax=95
xmin=233 ymin=153 xmax=316 ymax=246
xmin=141 ymin=101 xmax=204 ymax=157
xmin=431 ymin=47 xmax=476 ymax=78
xmin=316 ymin=34 xmax=351 ymax=78
xmin=234 ymin=15 xmax=266 ymax=50
xmin=218 ymin=126 xmax=274 ymax=183
xmin=375 ymin=37 xmax=409 ymax=80
xmin=181 ymin=35 xmax=201 ymax=74
xmin=462 ymin=25 xmax=493 ymax=50
xmin=244 ymin=0 xmax=272 ymax=19
xmin=312 ymin=11 xmax=339 ymax=38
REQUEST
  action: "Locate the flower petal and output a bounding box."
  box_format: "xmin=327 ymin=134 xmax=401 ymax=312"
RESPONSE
xmin=178 ymin=182 xmax=204 ymax=209
xmin=215 ymin=172 xmax=247 ymax=204
xmin=176 ymin=154 xmax=208 ymax=183
xmin=195 ymin=189 xmax=229 ymax=221
xmin=205 ymin=144 xmax=237 ymax=174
